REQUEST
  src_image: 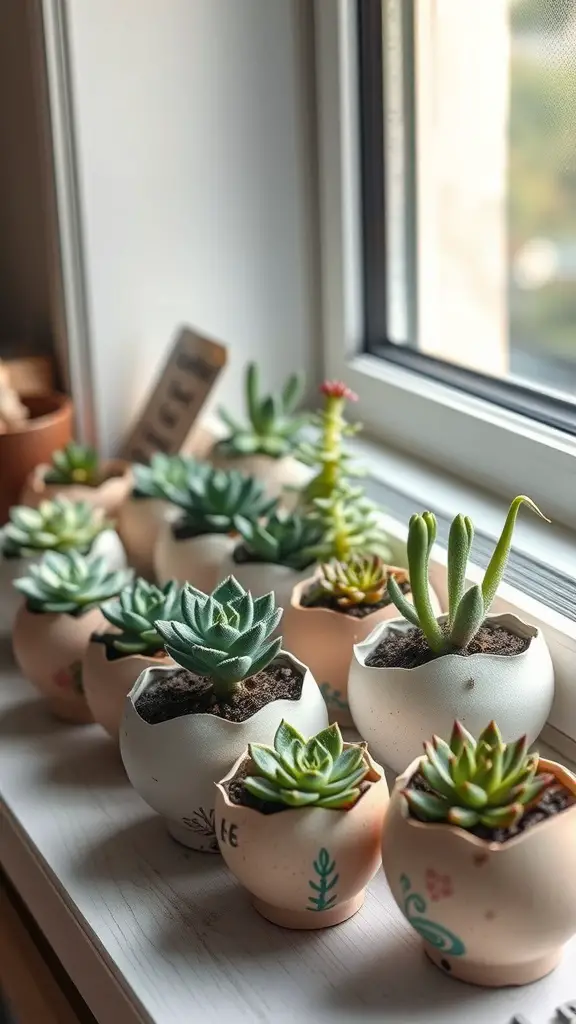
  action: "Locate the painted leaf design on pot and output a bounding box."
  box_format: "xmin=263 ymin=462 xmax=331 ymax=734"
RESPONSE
xmin=307 ymin=847 xmax=339 ymax=911
xmin=399 ymin=874 xmax=465 ymax=956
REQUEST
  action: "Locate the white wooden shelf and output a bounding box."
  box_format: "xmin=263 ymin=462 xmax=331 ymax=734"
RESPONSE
xmin=1 ymin=651 xmax=575 ymax=1024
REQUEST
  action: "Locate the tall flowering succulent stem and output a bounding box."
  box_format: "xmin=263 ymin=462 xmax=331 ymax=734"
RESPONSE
xmin=298 ymin=381 xmax=362 ymax=504
xmin=387 ymin=495 xmax=549 ymax=654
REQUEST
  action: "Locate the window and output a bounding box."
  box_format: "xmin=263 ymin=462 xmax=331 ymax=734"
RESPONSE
xmin=315 ymin=0 xmax=576 ymax=530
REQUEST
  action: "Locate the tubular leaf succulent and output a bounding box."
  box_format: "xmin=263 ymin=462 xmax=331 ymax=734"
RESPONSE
xmin=309 ymin=484 xmax=391 ymax=562
xmin=44 ymin=442 xmax=100 ymax=486
xmin=99 ymin=579 xmax=184 ymax=656
xmin=155 ymin=576 xmax=283 ymax=700
xmin=216 ymin=362 xmax=308 ymax=458
xmin=403 ymin=720 xmax=554 ymax=831
xmin=1 ymin=499 xmax=108 ymax=559
xmin=234 ymin=511 xmax=324 ymax=571
xmin=387 ymin=495 xmax=549 ymax=654
xmin=13 ymin=551 xmax=130 ymax=615
xmin=307 ymin=555 xmax=406 ymax=609
xmin=164 ymin=466 xmax=277 ymax=537
xmin=244 ymin=720 xmax=371 ymax=809
xmin=131 ymin=453 xmax=204 ymax=500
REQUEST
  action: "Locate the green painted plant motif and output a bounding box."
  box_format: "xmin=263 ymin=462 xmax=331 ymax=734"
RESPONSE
xmin=244 ymin=720 xmax=371 ymax=809
xmin=298 ymin=381 xmax=362 ymax=504
xmin=234 ymin=511 xmax=324 ymax=571
xmin=131 ymin=453 xmax=204 ymax=500
xmin=305 ymin=555 xmax=406 ymax=609
xmin=399 ymin=874 xmax=465 ymax=955
xmin=155 ymin=576 xmax=283 ymax=701
xmin=163 ymin=466 xmax=277 ymax=538
xmin=98 ymin=578 xmax=184 ymax=656
xmin=44 ymin=442 xmax=100 ymax=486
xmin=308 ymin=483 xmax=391 ymax=562
xmin=404 ymin=720 xmax=554 ymax=831
xmin=13 ymin=551 xmax=130 ymax=616
xmin=181 ymin=808 xmax=218 ymax=852
xmin=307 ymin=848 xmax=339 ymax=912
xmin=1 ymin=499 xmax=109 ymax=559
xmin=387 ymin=495 xmax=549 ymax=654
xmin=216 ymin=362 xmax=309 ymax=458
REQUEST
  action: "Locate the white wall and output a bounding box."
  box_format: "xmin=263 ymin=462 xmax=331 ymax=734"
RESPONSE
xmin=64 ymin=0 xmax=319 ymax=453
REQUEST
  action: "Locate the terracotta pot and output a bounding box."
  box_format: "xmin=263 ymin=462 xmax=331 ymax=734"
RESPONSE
xmin=120 ymin=653 xmax=329 ymax=851
xmin=381 ymin=755 xmax=576 ymax=987
xmin=348 ymin=613 xmax=554 ymax=774
xmin=82 ymin=633 xmax=174 ymax=740
xmin=20 ymin=459 xmax=132 ymax=516
xmin=209 ymin=449 xmax=308 ymax=506
xmin=0 ymin=393 xmax=72 ymax=525
xmin=117 ymin=496 xmax=173 ymax=579
xmin=280 ymin=575 xmax=428 ymax=727
xmin=214 ymin=746 xmax=388 ymax=929
xmin=0 ymin=528 xmax=126 ymax=638
xmin=12 ymin=603 xmax=106 ymax=722
xmin=154 ymin=520 xmax=235 ymax=591
xmin=218 ymin=548 xmax=317 ymax=615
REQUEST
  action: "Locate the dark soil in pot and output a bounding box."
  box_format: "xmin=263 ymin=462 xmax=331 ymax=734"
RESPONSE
xmin=300 ymin=577 xmax=411 ymax=620
xmin=408 ymin=771 xmax=576 ymax=843
xmin=135 ymin=659 xmax=303 ymax=725
xmin=365 ymin=623 xmax=531 ymax=669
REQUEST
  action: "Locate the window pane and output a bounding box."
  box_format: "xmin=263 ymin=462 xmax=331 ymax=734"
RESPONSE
xmin=384 ymin=0 xmax=576 ymax=404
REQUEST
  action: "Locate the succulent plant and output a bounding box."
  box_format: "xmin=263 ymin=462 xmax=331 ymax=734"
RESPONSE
xmin=13 ymin=551 xmax=130 ymax=615
xmin=216 ymin=362 xmax=308 ymax=458
xmin=99 ymin=578 xmax=184 ymax=656
xmin=1 ymin=499 xmax=108 ymax=559
xmin=403 ymin=720 xmax=554 ymax=831
xmin=298 ymin=380 xmax=363 ymax=504
xmin=310 ymin=483 xmax=391 ymax=562
xmin=44 ymin=442 xmax=101 ymax=486
xmin=131 ymin=453 xmax=204 ymax=500
xmin=164 ymin=465 xmax=277 ymax=537
xmin=306 ymin=555 xmax=407 ymax=609
xmin=234 ymin=511 xmax=324 ymax=571
xmin=387 ymin=495 xmax=548 ymax=654
xmin=155 ymin=576 xmax=283 ymax=700
xmin=244 ymin=720 xmax=371 ymax=809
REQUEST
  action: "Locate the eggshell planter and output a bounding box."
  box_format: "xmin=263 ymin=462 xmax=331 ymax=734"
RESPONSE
xmin=154 ymin=521 xmax=235 ymax=591
xmin=120 ymin=653 xmax=329 ymax=852
xmin=209 ymin=449 xmax=308 ymax=506
xmin=82 ymin=633 xmax=174 ymax=740
xmin=12 ymin=603 xmax=106 ymax=722
xmin=217 ymin=550 xmax=316 ymax=615
xmin=280 ymin=576 xmax=439 ymax=727
xmin=381 ymin=755 xmax=576 ymax=987
xmin=20 ymin=460 xmax=132 ymax=516
xmin=117 ymin=496 xmax=173 ymax=579
xmin=214 ymin=746 xmax=389 ymax=929
xmin=0 ymin=528 xmax=126 ymax=637
xmin=348 ymin=613 xmax=554 ymax=774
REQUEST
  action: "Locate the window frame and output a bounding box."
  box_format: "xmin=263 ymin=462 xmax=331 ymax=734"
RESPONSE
xmin=314 ymin=0 xmax=576 ymax=531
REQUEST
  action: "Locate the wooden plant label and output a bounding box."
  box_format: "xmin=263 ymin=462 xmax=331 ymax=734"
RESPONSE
xmin=120 ymin=327 xmax=227 ymax=463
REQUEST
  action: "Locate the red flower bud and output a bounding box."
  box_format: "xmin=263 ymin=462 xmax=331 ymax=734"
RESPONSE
xmin=319 ymin=380 xmax=358 ymax=401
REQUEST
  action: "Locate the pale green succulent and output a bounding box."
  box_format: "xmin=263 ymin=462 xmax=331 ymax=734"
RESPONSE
xmin=1 ymin=499 xmax=108 ymax=559
xmin=404 ymin=720 xmax=554 ymax=831
xmin=99 ymin=578 xmax=184 ymax=656
xmin=244 ymin=720 xmax=371 ymax=809
xmin=387 ymin=495 xmax=548 ymax=654
xmin=164 ymin=466 xmax=277 ymax=538
xmin=44 ymin=442 xmax=100 ymax=486
xmin=234 ymin=511 xmax=323 ymax=571
xmin=131 ymin=453 xmax=204 ymax=500
xmin=216 ymin=362 xmax=308 ymax=458
xmin=13 ymin=551 xmax=130 ymax=615
xmin=155 ymin=576 xmax=283 ymax=700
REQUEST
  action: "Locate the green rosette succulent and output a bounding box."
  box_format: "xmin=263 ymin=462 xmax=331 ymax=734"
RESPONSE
xmin=155 ymin=576 xmax=283 ymax=700
xmin=244 ymin=720 xmax=371 ymax=809
xmin=44 ymin=442 xmax=100 ymax=486
xmin=307 ymin=555 xmax=406 ymax=609
xmin=99 ymin=578 xmax=184 ymax=656
xmin=164 ymin=466 xmax=277 ymax=538
xmin=1 ymin=499 xmax=109 ymax=559
xmin=234 ymin=511 xmax=324 ymax=571
xmin=13 ymin=551 xmax=130 ymax=616
xmin=387 ymin=495 xmax=548 ymax=654
xmin=404 ymin=720 xmax=554 ymax=831
xmin=216 ymin=362 xmax=308 ymax=458
xmin=131 ymin=453 xmax=204 ymax=500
